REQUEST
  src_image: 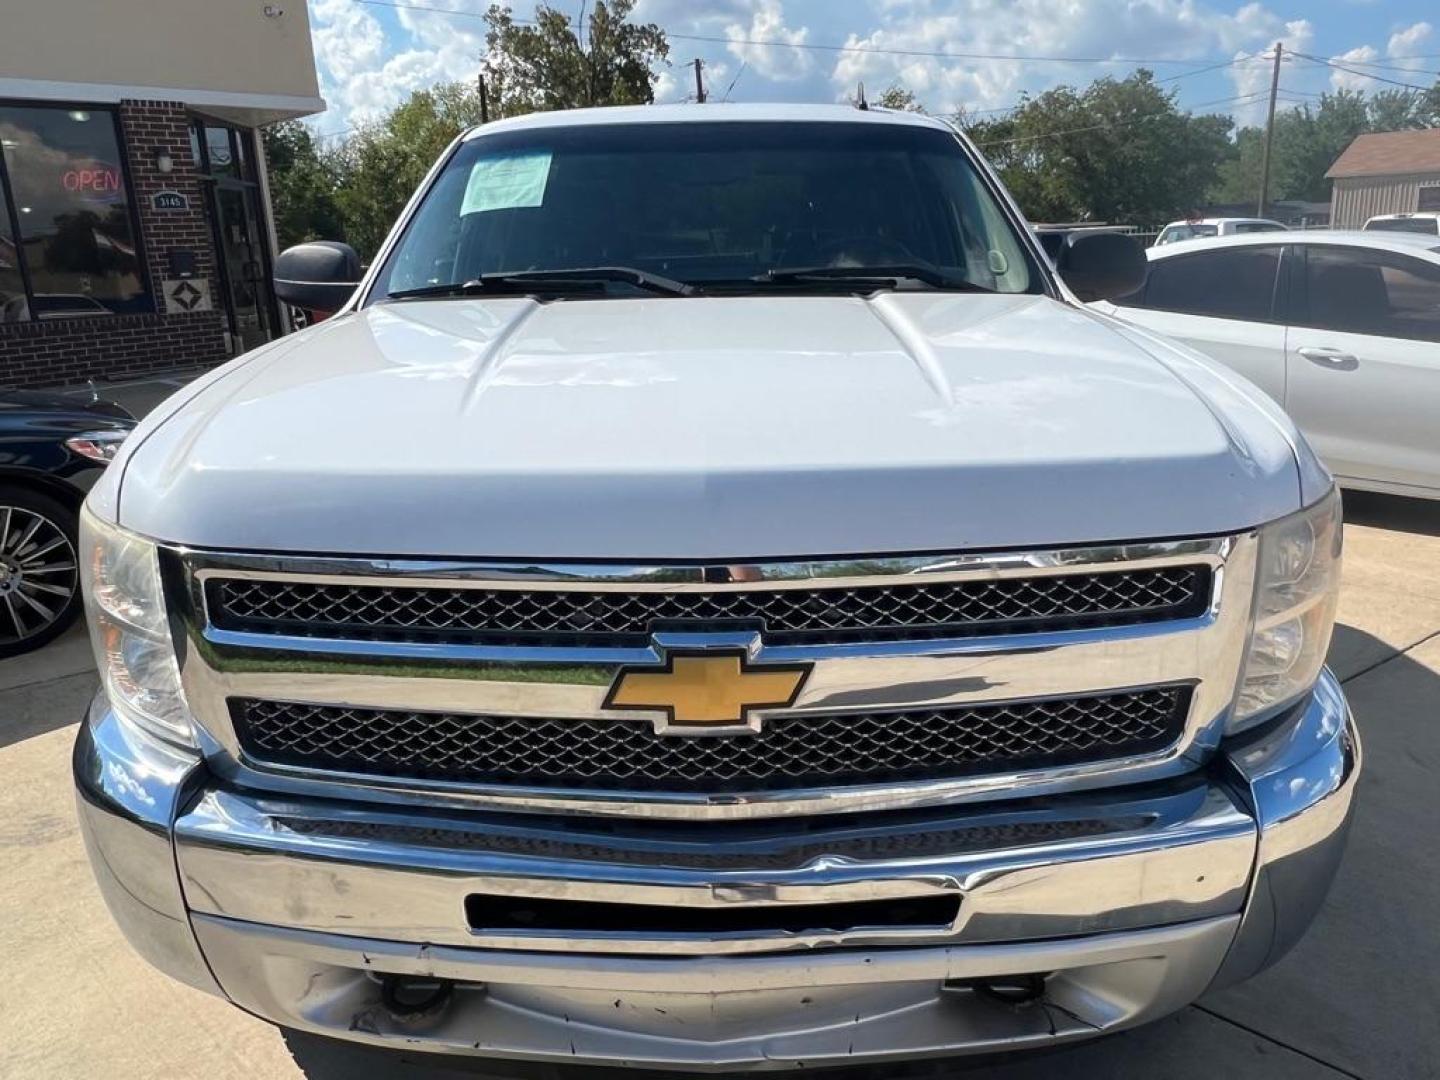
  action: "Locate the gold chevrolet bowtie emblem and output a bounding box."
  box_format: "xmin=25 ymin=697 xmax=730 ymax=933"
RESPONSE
xmin=605 ymin=652 xmax=810 ymax=728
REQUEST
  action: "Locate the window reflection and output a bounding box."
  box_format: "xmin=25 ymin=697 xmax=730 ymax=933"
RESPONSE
xmin=205 ymin=125 xmax=236 ymax=178
xmin=0 ymin=105 xmax=148 ymax=319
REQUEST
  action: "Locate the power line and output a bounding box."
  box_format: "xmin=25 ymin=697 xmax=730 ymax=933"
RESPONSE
xmin=318 ymin=0 xmax=1271 ymax=138
xmin=721 ymin=61 xmax=748 ymax=103
xmin=1156 ymin=53 xmax=1253 ymax=83
xmin=1310 ymin=55 xmax=1440 ymax=78
xmin=1334 ymin=60 xmax=1440 ymax=78
xmin=974 ymin=91 xmax=1265 ymax=147
xmin=349 ymin=0 xmax=1243 ymax=67
xmin=953 ymin=58 xmax=1249 ymax=122
xmin=670 ymin=32 xmax=1228 ymax=66
xmin=1291 ymin=52 xmax=1433 ymax=92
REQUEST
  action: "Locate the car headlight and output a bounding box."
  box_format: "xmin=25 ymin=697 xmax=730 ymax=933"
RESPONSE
xmin=1232 ymin=487 xmax=1342 ymax=733
xmin=79 ymin=505 xmax=194 ymax=747
xmin=65 ymin=429 xmax=131 ymax=464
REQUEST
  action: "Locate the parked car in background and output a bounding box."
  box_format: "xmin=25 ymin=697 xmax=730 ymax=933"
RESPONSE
xmin=1031 ymin=223 xmax=1132 ymax=262
xmin=1093 ymin=229 xmax=1440 ymax=500
xmin=1363 ymin=212 xmax=1440 ymax=236
xmin=1154 ymin=217 xmax=1286 ymax=246
xmin=0 ymin=389 xmax=134 ymax=655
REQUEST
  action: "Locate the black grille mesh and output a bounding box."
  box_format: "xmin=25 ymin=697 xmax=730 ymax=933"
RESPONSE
xmin=232 ymin=687 xmax=1188 ymax=793
xmin=209 ymin=566 xmax=1210 ymax=645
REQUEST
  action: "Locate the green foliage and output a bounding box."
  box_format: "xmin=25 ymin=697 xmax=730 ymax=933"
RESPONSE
xmin=481 ymin=0 xmax=668 ymax=117
xmin=1210 ymin=85 xmax=1440 ymax=206
xmin=270 ymin=1 xmax=669 ymax=260
xmin=874 ymin=85 xmax=924 ymax=113
xmin=261 ymin=121 xmax=345 ymax=250
xmin=962 ymin=70 xmax=1440 ymax=223
xmin=966 ymin=71 xmax=1233 ymax=226
xmin=330 ymin=83 xmax=487 ymax=259
xmin=263 ymin=12 xmax=1440 ymax=248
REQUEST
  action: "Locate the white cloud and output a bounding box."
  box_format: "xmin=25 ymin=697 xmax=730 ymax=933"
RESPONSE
xmin=311 ymin=0 xmax=386 ymax=77
xmin=1225 ymin=19 xmax=1315 ymax=126
xmin=310 ymin=0 xmax=388 ymax=130
xmin=827 ymin=0 xmax=1305 ymax=120
xmin=724 ymin=0 xmax=814 ymax=82
xmin=309 ymin=0 xmax=489 ymax=133
xmin=634 ymin=0 xmax=814 ymax=86
xmin=1329 ymin=44 xmax=1380 ymax=92
xmin=1386 ymin=21 xmax=1433 ymax=75
xmin=653 ymin=67 xmax=682 ymax=103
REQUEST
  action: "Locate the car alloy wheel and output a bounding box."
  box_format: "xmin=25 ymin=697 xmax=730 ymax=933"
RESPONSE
xmin=0 ymin=502 xmax=79 ymax=648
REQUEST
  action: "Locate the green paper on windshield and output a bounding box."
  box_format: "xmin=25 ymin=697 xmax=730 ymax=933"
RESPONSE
xmin=461 ymin=151 xmax=552 ymax=214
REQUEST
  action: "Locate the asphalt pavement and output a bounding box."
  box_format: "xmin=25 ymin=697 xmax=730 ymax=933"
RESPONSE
xmin=1 ymin=491 xmax=1436 ymax=1080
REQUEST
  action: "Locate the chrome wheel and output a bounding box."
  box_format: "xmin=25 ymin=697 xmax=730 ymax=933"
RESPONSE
xmin=0 ymin=504 xmax=78 ymax=647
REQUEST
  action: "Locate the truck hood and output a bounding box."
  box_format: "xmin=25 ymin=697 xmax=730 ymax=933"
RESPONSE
xmin=113 ymin=293 xmax=1305 ymax=559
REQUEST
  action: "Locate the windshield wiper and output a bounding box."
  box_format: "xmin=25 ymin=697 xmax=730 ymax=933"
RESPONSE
xmin=386 ymin=277 xmax=601 ymax=300
xmin=753 ymin=264 xmax=994 ymax=292
xmin=490 ymin=266 xmax=696 ymax=297
xmin=386 ymin=266 xmax=695 ymax=301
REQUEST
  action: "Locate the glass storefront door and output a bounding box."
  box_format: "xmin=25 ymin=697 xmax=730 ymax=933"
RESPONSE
xmin=192 ymin=120 xmax=279 ymax=354
xmin=213 ymin=184 xmax=271 ymax=352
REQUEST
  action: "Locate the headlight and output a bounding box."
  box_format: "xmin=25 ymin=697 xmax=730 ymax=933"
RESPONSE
xmin=1232 ymin=487 xmax=1342 ymax=733
xmin=79 ymin=506 xmax=194 ymax=747
xmin=65 ymin=429 xmax=131 ymax=464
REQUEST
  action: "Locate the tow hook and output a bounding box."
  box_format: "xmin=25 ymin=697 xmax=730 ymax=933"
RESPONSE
xmin=378 ymin=975 xmax=455 ymax=1019
xmin=942 ymin=973 xmax=1049 ymax=1006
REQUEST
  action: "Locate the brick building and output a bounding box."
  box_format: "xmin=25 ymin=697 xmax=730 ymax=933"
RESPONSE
xmin=0 ymin=2 xmax=325 ymax=388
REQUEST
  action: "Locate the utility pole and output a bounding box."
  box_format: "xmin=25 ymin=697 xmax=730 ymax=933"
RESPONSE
xmin=693 ymin=58 xmax=706 ymax=103
xmin=477 ymin=73 xmax=489 ymax=124
xmin=1258 ymin=41 xmax=1283 ymax=218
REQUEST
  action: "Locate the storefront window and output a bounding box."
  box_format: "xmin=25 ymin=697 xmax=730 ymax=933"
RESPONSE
xmin=0 ymin=209 xmax=24 ymax=321
xmin=205 ymin=124 xmax=238 ymax=179
xmin=0 ymin=104 xmax=149 ymax=320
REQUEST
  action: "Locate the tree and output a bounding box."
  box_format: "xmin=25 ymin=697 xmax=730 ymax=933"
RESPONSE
xmin=481 ymin=0 xmax=668 ymax=118
xmin=1209 ymin=85 xmax=1440 ymax=207
xmin=331 ymin=83 xmax=488 ymax=259
xmin=261 ymin=121 xmax=345 ymax=249
xmin=967 ymin=71 xmax=1233 ymax=225
xmin=875 ymin=85 xmax=924 ymax=113
xmin=301 ymin=1 xmax=670 ymax=259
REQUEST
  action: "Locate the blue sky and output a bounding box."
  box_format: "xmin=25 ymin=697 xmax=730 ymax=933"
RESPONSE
xmin=306 ymin=0 xmax=1440 ymax=138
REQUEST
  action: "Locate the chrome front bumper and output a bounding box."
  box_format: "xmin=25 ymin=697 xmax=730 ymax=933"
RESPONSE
xmin=74 ymin=669 xmax=1358 ymax=1070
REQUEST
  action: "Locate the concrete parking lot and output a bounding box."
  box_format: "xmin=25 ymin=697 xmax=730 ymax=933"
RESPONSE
xmin=1 ymin=492 xmax=1436 ymax=1080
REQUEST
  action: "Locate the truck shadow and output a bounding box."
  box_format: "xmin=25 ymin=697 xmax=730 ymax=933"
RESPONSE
xmin=1342 ymin=489 xmax=1440 ymax=537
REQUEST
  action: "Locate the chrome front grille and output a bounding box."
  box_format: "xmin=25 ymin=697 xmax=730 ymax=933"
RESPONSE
xmin=232 ymin=688 xmax=1188 ymax=792
xmin=174 ymin=535 xmax=1254 ymax=819
xmin=206 ymin=565 xmax=1211 ymax=645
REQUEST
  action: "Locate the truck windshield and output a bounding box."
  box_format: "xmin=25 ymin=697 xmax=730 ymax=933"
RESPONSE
xmin=370 ymin=120 xmax=1041 ymax=300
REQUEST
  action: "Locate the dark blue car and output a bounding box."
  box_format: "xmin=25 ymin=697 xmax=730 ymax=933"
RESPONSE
xmin=0 ymin=389 xmax=134 ymax=656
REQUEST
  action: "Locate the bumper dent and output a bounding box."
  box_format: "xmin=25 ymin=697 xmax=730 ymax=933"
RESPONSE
xmin=74 ymin=668 xmax=1359 ymax=1066
xmin=1208 ymin=667 xmax=1360 ymax=989
xmin=192 ymin=913 xmax=1239 ymax=1070
xmin=72 ymin=694 xmax=222 ymax=997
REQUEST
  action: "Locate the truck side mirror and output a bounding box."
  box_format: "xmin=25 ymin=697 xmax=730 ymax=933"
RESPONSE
xmin=274 ymin=241 xmax=362 ymax=316
xmin=1056 ymin=232 xmax=1147 ymax=302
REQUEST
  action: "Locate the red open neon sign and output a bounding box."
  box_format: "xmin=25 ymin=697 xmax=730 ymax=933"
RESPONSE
xmin=62 ymin=165 xmax=122 ymax=194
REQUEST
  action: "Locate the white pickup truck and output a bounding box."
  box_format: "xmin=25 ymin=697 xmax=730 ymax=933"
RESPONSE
xmin=75 ymin=104 xmax=1357 ymax=1071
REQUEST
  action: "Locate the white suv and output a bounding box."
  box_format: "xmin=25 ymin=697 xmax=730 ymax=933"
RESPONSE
xmin=1364 ymin=211 xmax=1440 ymax=236
xmin=1154 ymin=216 xmax=1287 ymax=245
